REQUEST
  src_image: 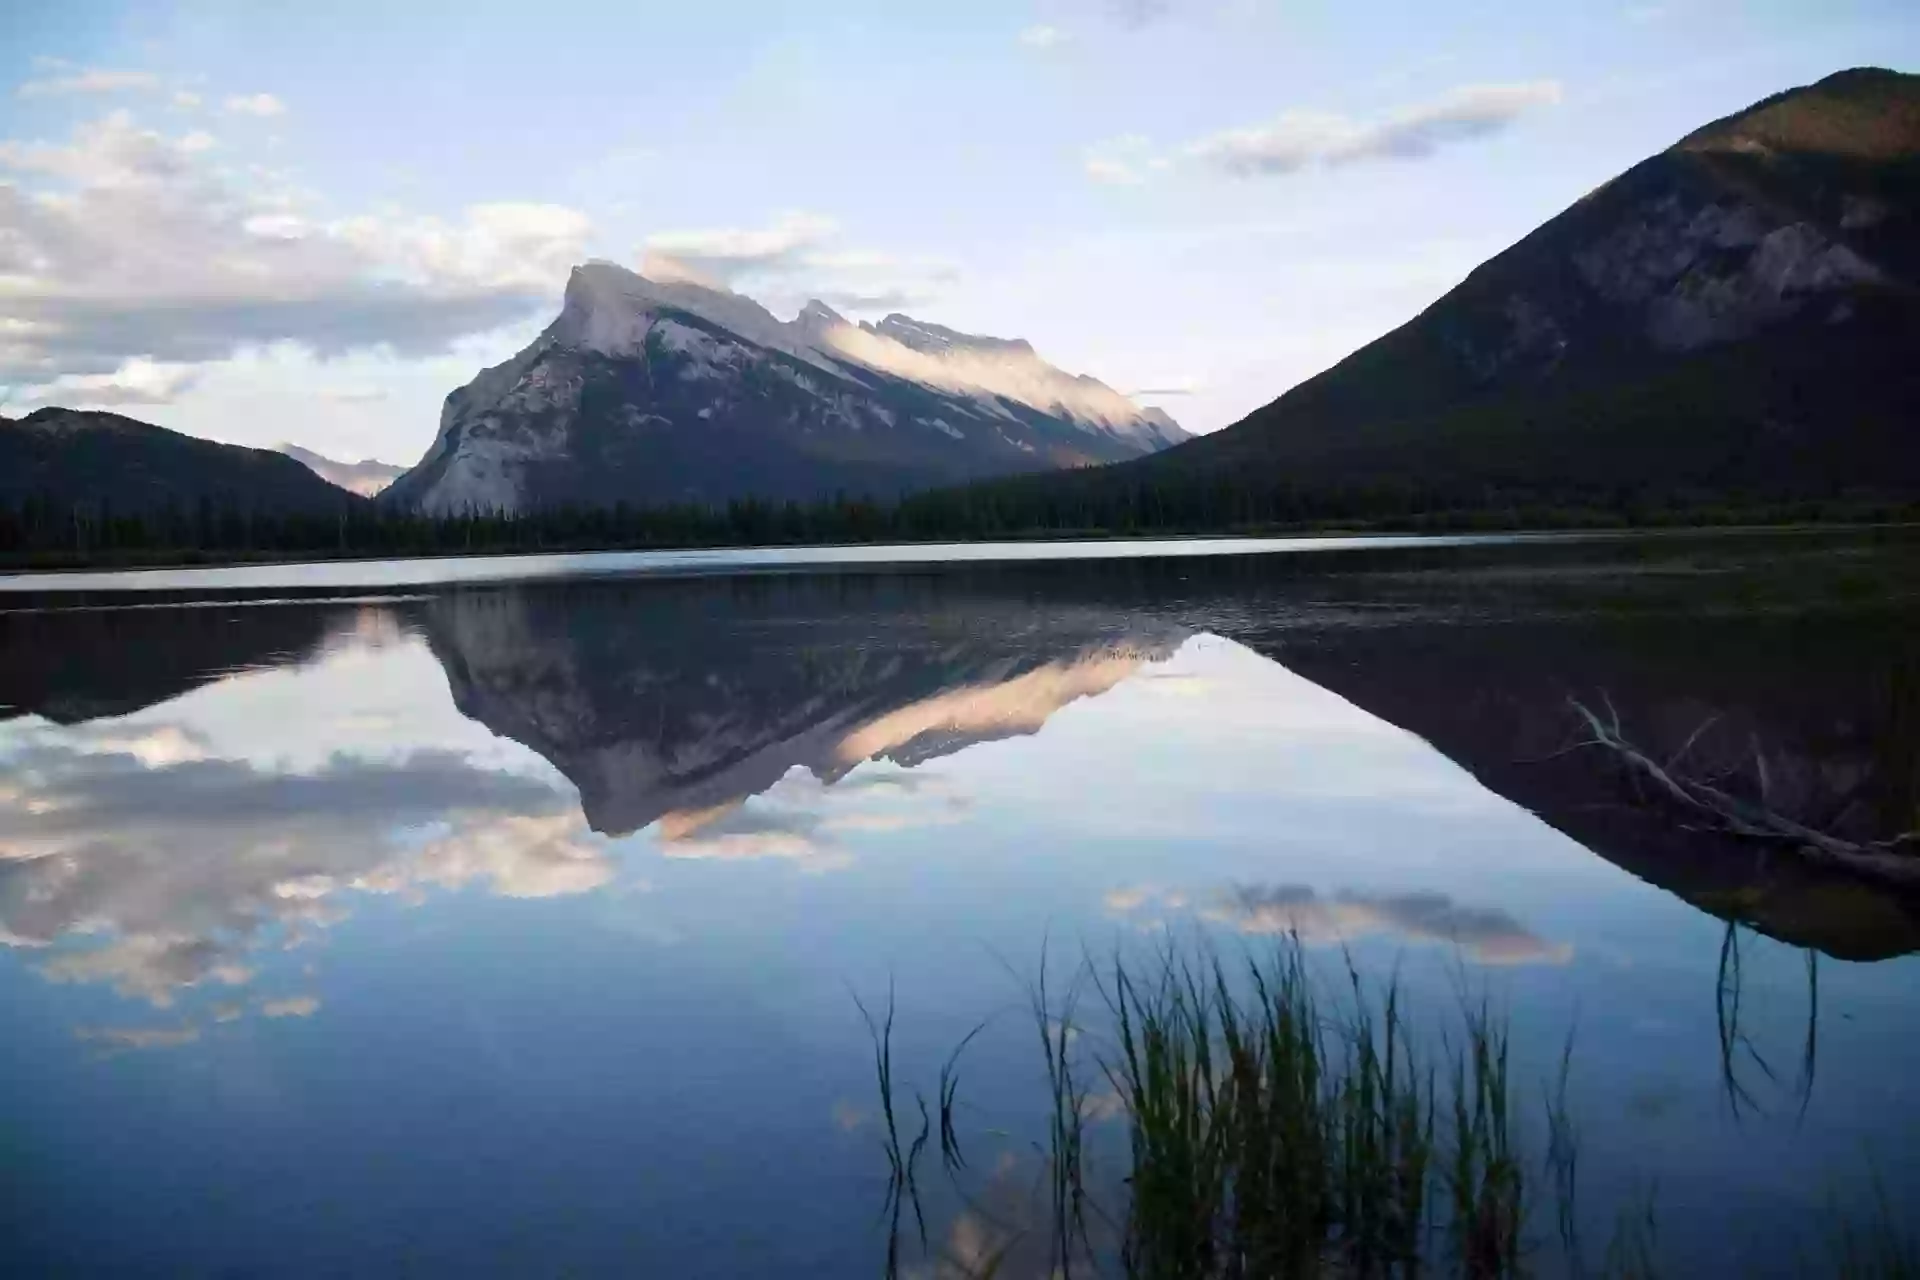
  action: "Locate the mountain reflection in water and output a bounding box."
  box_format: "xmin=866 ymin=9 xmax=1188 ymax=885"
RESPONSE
xmin=0 ymin=535 xmax=1916 ymax=1276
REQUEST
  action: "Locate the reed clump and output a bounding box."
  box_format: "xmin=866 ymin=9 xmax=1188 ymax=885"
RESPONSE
xmin=1085 ymin=945 xmax=1524 ymax=1278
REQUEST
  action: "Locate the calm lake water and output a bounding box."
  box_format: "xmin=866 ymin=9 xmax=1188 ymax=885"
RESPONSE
xmin=2 ymin=530 xmax=1916 ymax=1276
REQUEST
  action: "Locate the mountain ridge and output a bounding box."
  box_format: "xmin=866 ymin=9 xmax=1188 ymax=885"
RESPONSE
xmin=277 ymin=443 xmax=405 ymax=497
xmin=384 ymin=262 xmax=1188 ymax=515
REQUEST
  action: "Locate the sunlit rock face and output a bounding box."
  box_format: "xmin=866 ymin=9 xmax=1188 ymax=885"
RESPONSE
xmin=417 ymin=579 xmax=1188 ymax=838
xmin=384 ymin=260 xmax=1187 ymax=516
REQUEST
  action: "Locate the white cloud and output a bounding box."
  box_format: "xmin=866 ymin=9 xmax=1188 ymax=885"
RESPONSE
xmin=1019 ymin=25 xmax=1067 ymax=48
xmin=0 ymin=112 xmax=592 ymax=386
xmin=1084 ymin=82 xmax=1561 ymax=186
xmin=223 ymin=93 xmax=286 ymax=118
xmin=7 ymin=357 xmax=203 ymax=409
xmin=1190 ymin=81 xmax=1564 ymax=177
xmin=642 ymin=210 xmax=839 ymax=280
xmin=259 ymin=995 xmax=320 ymax=1018
xmin=18 ymin=68 xmax=165 ymax=98
xmin=172 ymin=90 xmax=203 ymax=109
xmin=1082 ymin=134 xmax=1161 ymax=186
xmin=1085 ymin=155 xmax=1146 ymax=185
xmin=321 ymin=385 xmax=390 ymax=404
xmin=640 ymin=211 xmax=957 ymax=316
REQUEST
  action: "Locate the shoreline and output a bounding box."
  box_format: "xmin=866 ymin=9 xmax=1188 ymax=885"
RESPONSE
xmin=1 ymin=520 xmax=1912 ymax=595
xmin=1 ymin=516 xmax=1913 ymax=584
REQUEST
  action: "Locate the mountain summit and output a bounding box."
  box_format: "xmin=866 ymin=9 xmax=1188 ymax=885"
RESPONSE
xmin=276 ymin=444 xmax=405 ymax=497
xmin=384 ymin=262 xmax=1187 ymax=515
xmin=1027 ymin=67 xmax=1920 ymax=512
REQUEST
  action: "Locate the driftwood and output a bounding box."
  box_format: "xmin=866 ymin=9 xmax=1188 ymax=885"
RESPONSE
xmin=1566 ymin=697 xmax=1920 ymax=890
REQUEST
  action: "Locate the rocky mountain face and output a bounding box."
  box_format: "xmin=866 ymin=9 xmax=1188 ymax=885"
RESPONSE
xmin=1043 ymin=67 xmax=1920 ymax=507
xmin=277 ymin=444 xmax=405 ymax=497
xmin=0 ymin=408 xmax=364 ymax=517
xmin=385 ymin=262 xmax=1188 ymax=515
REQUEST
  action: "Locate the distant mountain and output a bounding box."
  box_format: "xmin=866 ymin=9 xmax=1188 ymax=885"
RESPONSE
xmin=384 ymin=261 xmax=1187 ymax=515
xmin=0 ymin=408 xmax=363 ymax=516
xmin=1009 ymin=67 xmax=1920 ymax=513
xmin=277 ymin=443 xmax=405 ymax=497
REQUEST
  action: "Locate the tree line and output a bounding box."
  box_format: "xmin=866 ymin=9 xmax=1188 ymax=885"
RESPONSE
xmin=1 ymin=481 xmax=1914 ymax=570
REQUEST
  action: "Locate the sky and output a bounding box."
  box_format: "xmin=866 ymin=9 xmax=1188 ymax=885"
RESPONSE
xmin=0 ymin=0 xmax=1915 ymax=466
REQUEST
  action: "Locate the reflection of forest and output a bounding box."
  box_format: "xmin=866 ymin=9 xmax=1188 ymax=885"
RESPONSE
xmin=0 ymin=599 xmax=349 ymax=724
xmin=1259 ymin=614 xmax=1920 ymax=960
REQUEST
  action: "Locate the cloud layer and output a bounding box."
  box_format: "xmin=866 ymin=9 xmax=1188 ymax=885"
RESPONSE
xmin=1087 ymin=82 xmax=1561 ymax=185
xmin=0 ymin=110 xmax=591 ymax=394
xmin=0 ymin=723 xmax=614 ymax=1010
xmin=18 ymin=68 xmax=166 ymax=98
xmin=1192 ymin=82 xmax=1563 ymax=176
xmin=639 ymin=212 xmax=956 ymax=317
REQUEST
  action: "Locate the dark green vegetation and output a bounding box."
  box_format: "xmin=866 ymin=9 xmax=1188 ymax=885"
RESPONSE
xmin=869 ymin=943 xmax=1917 ymax=1279
xmin=974 ymin=68 xmax=1920 ymax=527
xmin=6 ymin=477 xmax=1920 ymax=570
xmin=0 ymin=408 xmax=363 ymax=526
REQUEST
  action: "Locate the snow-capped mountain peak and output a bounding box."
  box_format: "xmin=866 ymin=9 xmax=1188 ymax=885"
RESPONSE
xmin=384 ymin=260 xmax=1187 ymax=516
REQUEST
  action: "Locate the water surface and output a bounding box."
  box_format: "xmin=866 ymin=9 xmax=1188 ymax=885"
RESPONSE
xmin=2 ymin=531 xmax=1916 ymax=1275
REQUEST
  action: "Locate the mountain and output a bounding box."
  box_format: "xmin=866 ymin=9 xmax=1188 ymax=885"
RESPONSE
xmin=0 ymin=408 xmax=364 ymax=516
xmin=277 ymin=443 xmax=405 ymax=497
xmin=1005 ymin=67 xmax=1920 ymax=515
xmin=384 ymin=261 xmax=1188 ymax=515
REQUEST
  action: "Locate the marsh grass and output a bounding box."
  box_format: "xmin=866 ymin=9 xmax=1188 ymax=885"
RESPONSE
xmin=1048 ymin=942 xmax=1541 ymax=1278
xmin=874 ymin=938 xmax=1917 ymax=1278
xmin=855 ymin=980 xmax=930 ymax=1258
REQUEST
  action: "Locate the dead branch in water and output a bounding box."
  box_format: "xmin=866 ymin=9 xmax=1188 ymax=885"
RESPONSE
xmin=1565 ymin=697 xmax=1920 ymax=889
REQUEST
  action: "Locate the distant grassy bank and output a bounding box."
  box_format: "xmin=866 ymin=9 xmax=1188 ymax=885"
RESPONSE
xmin=3 ymin=493 xmax=1917 ymax=574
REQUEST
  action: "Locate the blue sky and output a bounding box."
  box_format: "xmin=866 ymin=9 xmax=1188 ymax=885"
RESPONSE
xmin=1 ymin=0 xmax=1914 ymax=464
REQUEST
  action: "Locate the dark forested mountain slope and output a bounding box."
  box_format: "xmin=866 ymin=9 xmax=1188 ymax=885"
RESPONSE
xmin=999 ymin=67 xmax=1920 ymax=515
xmin=1 ymin=408 xmax=363 ymax=516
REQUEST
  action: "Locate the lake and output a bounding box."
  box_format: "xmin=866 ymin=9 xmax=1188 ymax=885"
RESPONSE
xmin=2 ymin=530 xmax=1916 ymax=1277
